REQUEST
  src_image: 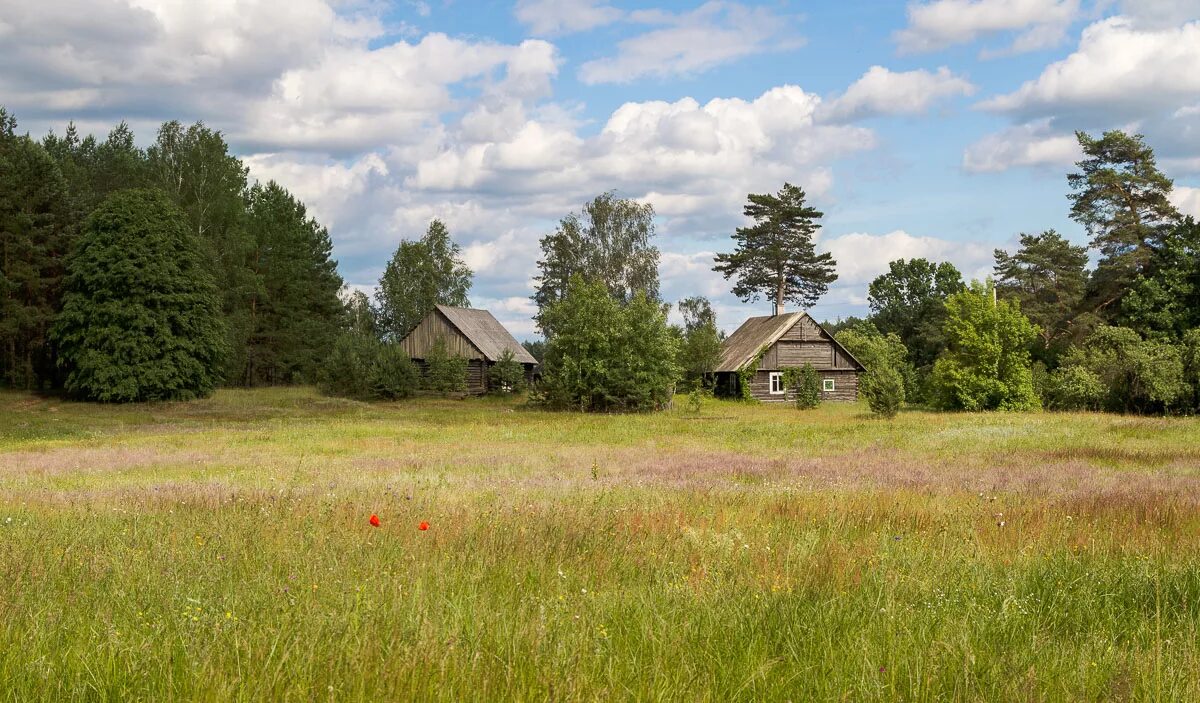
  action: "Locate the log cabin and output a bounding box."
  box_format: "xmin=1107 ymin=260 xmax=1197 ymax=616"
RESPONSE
xmin=714 ymin=311 xmax=865 ymax=402
xmin=399 ymin=305 xmax=538 ymax=394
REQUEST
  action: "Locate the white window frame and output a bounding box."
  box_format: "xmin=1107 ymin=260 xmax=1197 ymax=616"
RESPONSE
xmin=823 ymin=378 xmax=836 ymax=392
xmin=769 ymin=372 xmax=785 ymax=395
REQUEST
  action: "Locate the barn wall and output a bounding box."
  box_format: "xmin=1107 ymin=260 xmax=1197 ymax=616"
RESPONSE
xmin=778 ymin=315 xmax=826 ymax=342
xmin=746 ymin=369 xmax=859 ymax=403
xmin=400 ymin=312 xmax=484 ymax=361
xmin=413 ymin=359 xmax=490 ymax=394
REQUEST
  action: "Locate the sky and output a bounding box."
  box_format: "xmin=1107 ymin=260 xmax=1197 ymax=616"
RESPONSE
xmin=2 ymin=0 xmax=1200 ymax=337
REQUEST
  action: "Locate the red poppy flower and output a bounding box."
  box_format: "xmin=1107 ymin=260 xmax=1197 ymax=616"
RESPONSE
xmin=369 ymin=514 xmax=380 ymax=527
xmin=418 ymin=521 xmax=429 ymax=531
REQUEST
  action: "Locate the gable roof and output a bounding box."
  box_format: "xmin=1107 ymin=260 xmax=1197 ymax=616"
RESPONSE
xmin=434 ymin=305 xmax=538 ymax=364
xmin=715 ymin=311 xmax=865 ymax=372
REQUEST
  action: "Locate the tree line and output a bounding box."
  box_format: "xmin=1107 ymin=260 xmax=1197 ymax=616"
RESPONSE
xmin=1 ymin=109 xmax=347 ymax=400
xmin=827 ymin=130 xmax=1200 ymax=416
xmin=4 ymin=103 xmax=1196 ymax=415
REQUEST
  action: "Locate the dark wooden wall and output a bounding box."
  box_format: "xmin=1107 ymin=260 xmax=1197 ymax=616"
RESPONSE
xmin=400 ymin=311 xmax=484 ymax=361
xmin=744 ymin=369 xmax=859 ymax=403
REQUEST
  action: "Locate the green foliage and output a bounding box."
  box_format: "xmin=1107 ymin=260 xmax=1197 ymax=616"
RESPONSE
xmin=375 ymin=220 xmax=472 ymax=341
xmin=1182 ymin=329 xmax=1200 ymax=412
xmin=488 ymin=349 xmax=526 ymax=394
xmin=522 ymin=339 xmax=546 ymax=364
xmin=931 ymin=281 xmax=1040 ymax=411
xmin=867 ymin=258 xmax=964 ymax=370
xmin=319 ymin=333 xmax=378 ymax=400
xmin=713 ymin=183 xmax=837 ymax=310
xmin=344 ymin=290 xmax=378 ymax=337
xmin=1068 ymin=130 xmax=1180 ymax=317
xmin=836 ymin=320 xmax=913 ymax=411
xmin=736 ymin=347 xmax=767 ymax=401
xmin=1052 ymin=326 xmax=1190 ymax=414
xmin=785 ymin=364 xmax=821 ymax=410
xmin=0 ymin=109 xmax=72 ymax=389
xmin=1044 ymin=365 xmax=1105 ymax=411
xmin=371 ymin=343 xmax=419 ymax=400
xmin=676 ymin=296 xmax=722 ymax=390
xmin=51 ymin=189 xmax=226 ymax=402
xmin=238 ymin=182 xmax=345 ymax=386
xmin=1118 ymin=218 xmax=1200 ymax=340
xmin=424 ymin=337 xmax=468 ymax=395
xmin=993 ymin=230 xmax=1092 ymax=364
xmin=533 ymin=192 xmax=660 ymax=335
xmin=862 ymin=364 xmax=905 ymax=418
xmin=684 ymin=387 xmax=708 ymax=415
xmin=539 ymin=276 xmax=679 ymax=412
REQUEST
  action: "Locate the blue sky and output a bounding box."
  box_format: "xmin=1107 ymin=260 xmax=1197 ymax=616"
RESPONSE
xmin=2 ymin=0 xmax=1199 ymax=335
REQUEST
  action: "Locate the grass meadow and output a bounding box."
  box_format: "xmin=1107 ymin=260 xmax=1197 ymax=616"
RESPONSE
xmin=1 ymin=387 xmax=1199 ymax=701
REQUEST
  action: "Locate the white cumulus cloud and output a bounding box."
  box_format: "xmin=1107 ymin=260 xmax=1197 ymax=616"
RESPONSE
xmin=895 ymin=0 xmax=1080 ymax=56
xmin=818 ymin=66 xmax=975 ymax=123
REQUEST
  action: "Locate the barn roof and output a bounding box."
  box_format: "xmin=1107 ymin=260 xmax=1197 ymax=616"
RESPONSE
xmin=715 ymin=312 xmax=805 ymax=372
xmin=434 ymin=305 xmax=538 ymax=365
xmin=715 ymin=311 xmax=865 ymax=372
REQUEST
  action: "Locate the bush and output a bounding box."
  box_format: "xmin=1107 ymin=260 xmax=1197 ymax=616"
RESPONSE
xmin=1053 ymin=326 xmax=1188 ymax=414
xmin=1044 ymin=365 xmax=1104 ymax=411
xmin=319 ymin=333 xmax=378 ymax=399
xmin=862 ymin=365 xmax=905 ymax=418
xmin=371 ymin=344 xmax=418 ymax=400
xmin=539 ymin=276 xmax=679 ymax=412
xmin=785 ymin=364 xmax=822 ymax=410
xmin=425 ymin=337 xmax=468 ymax=394
xmin=52 ymin=189 xmax=227 ymax=402
xmin=488 ymin=349 xmax=526 ymax=394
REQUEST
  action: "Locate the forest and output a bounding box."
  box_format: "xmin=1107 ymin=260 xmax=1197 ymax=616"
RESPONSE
xmin=2 ymin=106 xmax=1198 ymax=415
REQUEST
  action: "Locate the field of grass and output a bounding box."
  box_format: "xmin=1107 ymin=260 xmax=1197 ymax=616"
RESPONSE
xmin=2 ymin=387 xmax=1199 ymax=701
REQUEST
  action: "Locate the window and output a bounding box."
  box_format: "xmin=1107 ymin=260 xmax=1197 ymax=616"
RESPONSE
xmin=769 ymin=372 xmax=784 ymax=395
xmin=823 ymin=378 xmax=836 ymax=392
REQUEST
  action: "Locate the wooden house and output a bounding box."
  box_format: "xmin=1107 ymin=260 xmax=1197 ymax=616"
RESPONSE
xmin=714 ymin=311 xmax=865 ymax=402
xmin=399 ymin=305 xmax=538 ymax=394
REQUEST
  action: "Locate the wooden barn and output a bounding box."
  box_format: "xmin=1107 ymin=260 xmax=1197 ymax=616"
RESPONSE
xmin=714 ymin=311 xmax=865 ymax=403
xmin=398 ymin=305 xmax=538 ymax=394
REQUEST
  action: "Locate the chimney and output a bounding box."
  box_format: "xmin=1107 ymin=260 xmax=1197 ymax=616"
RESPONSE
xmin=772 ymin=302 xmax=784 ymax=316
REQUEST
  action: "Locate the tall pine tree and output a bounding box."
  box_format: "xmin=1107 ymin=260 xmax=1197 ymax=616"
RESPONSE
xmin=993 ymin=230 xmax=1092 ymax=364
xmin=713 ymin=183 xmax=837 ymax=313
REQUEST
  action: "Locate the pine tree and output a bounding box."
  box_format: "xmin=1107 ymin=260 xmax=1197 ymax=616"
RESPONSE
xmin=52 ymin=189 xmax=226 ymax=402
xmin=375 ymin=220 xmax=471 ymax=340
xmin=241 ymin=182 xmax=345 ymax=385
xmin=713 ymin=183 xmax=837 ymax=312
xmin=993 ymin=230 xmax=1092 ymax=363
xmin=1068 ymin=131 xmax=1180 ymax=316
xmin=0 ymin=108 xmax=71 ymax=389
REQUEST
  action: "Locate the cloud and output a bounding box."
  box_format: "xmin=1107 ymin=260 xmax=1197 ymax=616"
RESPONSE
xmin=895 ymin=0 xmax=1080 ymax=55
xmin=818 ymin=66 xmax=975 ymax=123
xmin=514 ymin=0 xmax=623 ymax=36
xmin=1119 ymin=0 xmax=1200 ymax=29
xmin=962 ymin=119 xmax=1081 ymax=173
xmin=578 ymin=1 xmax=801 ymax=84
xmin=823 ymin=229 xmax=994 ymax=286
xmin=1170 ymin=186 xmax=1200 ymax=217
xmin=979 ymin=17 xmax=1200 ymax=121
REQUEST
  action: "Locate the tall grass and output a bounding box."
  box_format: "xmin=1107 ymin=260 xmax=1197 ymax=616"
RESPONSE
xmin=1 ymin=388 xmax=1198 ymax=701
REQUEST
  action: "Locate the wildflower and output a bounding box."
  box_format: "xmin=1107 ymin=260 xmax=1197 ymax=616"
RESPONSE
xmin=418 ymin=521 xmax=429 ymax=531
xmin=369 ymin=514 xmax=381 ymax=527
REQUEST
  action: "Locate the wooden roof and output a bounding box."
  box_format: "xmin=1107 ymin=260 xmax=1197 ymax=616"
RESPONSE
xmin=432 ymin=305 xmax=538 ymax=364
xmin=715 ymin=311 xmax=865 ymax=372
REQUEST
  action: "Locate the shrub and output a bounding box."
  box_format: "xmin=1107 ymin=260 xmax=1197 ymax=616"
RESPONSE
xmin=786 ymin=364 xmax=822 ymax=410
xmin=319 ymin=333 xmax=378 ymax=399
xmin=425 ymin=337 xmax=468 ymax=394
xmin=1044 ymin=365 xmax=1104 ymax=411
xmin=52 ymin=189 xmax=227 ymax=402
xmin=371 ymin=344 xmax=418 ymax=400
xmin=539 ymin=275 xmax=679 ymax=412
xmin=1053 ymin=326 xmax=1188 ymax=414
xmin=862 ymin=365 xmax=905 ymax=418
xmin=489 ymin=349 xmax=526 ymax=394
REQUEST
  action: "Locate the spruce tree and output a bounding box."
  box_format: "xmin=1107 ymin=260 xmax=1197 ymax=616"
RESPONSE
xmin=52 ymin=189 xmax=226 ymax=402
xmin=993 ymin=230 xmax=1092 ymax=363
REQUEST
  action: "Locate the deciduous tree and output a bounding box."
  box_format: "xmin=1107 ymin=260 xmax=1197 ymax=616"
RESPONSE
xmin=376 ymin=220 xmax=472 ymax=340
